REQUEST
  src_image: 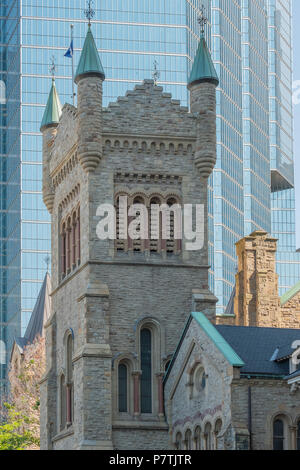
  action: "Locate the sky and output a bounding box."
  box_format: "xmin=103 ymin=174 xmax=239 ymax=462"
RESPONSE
xmin=293 ymin=0 xmax=300 ymax=248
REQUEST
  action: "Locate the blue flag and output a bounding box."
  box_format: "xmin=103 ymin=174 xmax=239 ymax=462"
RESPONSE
xmin=64 ymin=40 xmax=73 ymax=59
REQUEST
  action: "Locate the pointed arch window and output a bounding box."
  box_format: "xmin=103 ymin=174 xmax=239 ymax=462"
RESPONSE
xmin=66 ymin=333 xmax=74 ymax=427
xmin=194 ymin=426 xmax=201 ymax=450
xmin=61 ymin=223 xmax=66 ymax=277
xmin=150 ymin=197 xmax=161 ymax=253
xmin=60 ymin=206 xmax=80 ymax=280
xmin=60 ymin=374 xmax=66 ymax=431
xmin=175 ymin=432 xmax=182 ymax=450
xmin=132 ymin=196 xmax=145 ymax=252
xmin=185 ymin=429 xmax=192 ymax=450
xmin=273 ymin=418 xmax=285 ymax=450
xmin=204 ymin=422 xmax=212 ymax=450
xmin=140 ymin=328 xmax=152 ymax=413
xmin=118 ymin=363 xmax=128 ymax=413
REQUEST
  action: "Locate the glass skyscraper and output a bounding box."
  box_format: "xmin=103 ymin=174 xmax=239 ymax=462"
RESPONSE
xmin=0 ymin=0 xmax=298 ymax=392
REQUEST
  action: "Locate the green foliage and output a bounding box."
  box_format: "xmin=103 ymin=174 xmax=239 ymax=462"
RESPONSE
xmin=0 ymin=404 xmax=39 ymax=451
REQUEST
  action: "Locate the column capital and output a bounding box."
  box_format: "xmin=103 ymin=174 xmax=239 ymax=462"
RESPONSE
xmin=132 ymin=370 xmax=142 ymax=377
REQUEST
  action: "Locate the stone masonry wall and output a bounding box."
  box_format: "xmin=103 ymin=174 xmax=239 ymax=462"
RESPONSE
xmin=164 ymin=317 xmax=235 ymax=450
xmin=231 ymin=378 xmax=300 ymax=450
xmin=41 ymin=78 xmax=217 ymax=450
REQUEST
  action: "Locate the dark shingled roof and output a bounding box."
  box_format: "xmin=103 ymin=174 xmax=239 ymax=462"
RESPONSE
xmin=215 ymin=324 xmax=300 ymax=377
xmin=11 ymin=273 xmax=51 ymax=357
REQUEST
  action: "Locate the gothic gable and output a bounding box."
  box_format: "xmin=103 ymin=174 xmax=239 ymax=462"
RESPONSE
xmin=102 ymin=79 xmax=197 ymax=138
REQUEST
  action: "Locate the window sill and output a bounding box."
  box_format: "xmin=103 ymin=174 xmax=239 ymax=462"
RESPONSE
xmin=52 ymin=426 xmax=74 ymax=443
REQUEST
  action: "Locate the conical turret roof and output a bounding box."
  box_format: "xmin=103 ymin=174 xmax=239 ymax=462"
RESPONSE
xmin=40 ymin=79 xmax=62 ymax=131
xmin=75 ymin=25 xmax=105 ymax=83
xmin=188 ymin=36 xmax=219 ymax=87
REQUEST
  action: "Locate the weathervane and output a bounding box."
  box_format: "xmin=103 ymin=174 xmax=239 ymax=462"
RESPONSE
xmin=49 ymin=56 xmax=56 ymax=80
xmin=84 ymin=0 xmax=95 ymax=26
xmin=198 ymin=4 xmax=208 ymax=36
xmin=152 ymin=60 xmax=160 ymax=86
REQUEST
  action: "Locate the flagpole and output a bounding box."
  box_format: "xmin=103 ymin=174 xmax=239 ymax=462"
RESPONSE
xmin=71 ymin=24 xmax=75 ymax=106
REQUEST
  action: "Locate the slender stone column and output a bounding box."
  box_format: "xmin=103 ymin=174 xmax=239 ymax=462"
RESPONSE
xmin=156 ymin=372 xmax=165 ymax=418
xmin=66 ymin=384 xmax=72 ymax=427
xmin=132 ymin=371 xmax=141 ymax=417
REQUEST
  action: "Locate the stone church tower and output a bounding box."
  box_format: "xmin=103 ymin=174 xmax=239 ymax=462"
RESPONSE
xmin=39 ymin=23 xmax=219 ymax=450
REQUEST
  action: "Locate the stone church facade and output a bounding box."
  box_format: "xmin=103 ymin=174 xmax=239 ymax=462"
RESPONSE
xmin=39 ymin=23 xmax=300 ymax=451
xmin=39 ymin=24 xmax=219 ymax=450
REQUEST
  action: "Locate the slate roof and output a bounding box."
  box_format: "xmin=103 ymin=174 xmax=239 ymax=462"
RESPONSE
xmin=215 ymin=324 xmax=300 ymax=377
xmin=11 ymin=272 xmax=51 ymax=357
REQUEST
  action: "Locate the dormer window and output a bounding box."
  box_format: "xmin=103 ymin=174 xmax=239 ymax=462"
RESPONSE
xmin=290 ymin=346 xmax=300 ymax=374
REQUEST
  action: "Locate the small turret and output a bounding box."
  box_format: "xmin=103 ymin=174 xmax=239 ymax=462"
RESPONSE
xmin=188 ymin=32 xmax=219 ymax=179
xmin=75 ymin=25 xmax=105 ymax=173
xmin=40 ymin=78 xmax=62 ymax=213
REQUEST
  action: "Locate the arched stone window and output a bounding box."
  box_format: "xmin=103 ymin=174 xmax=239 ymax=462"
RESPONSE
xmin=114 ymin=193 xmax=182 ymax=255
xmin=175 ymin=432 xmax=182 ymax=450
xmin=214 ymin=419 xmax=222 ymax=450
xmin=118 ymin=363 xmax=128 ymax=413
xmin=132 ymin=196 xmax=145 ymax=252
xmin=60 ymin=206 xmax=81 ymax=280
xmin=60 ymin=374 xmax=66 ymax=431
xmin=297 ymin=420 xmax=300 ymax=450
xmin=191 ymin=363 xmax=206 ymax=398
xmin=76 ymin=207 xmax=81 ymax=265
xmin=66 ymin=333 xmax=74 ymax=427
xmin=184 ymin=429 xmax=192 ymax=450
xmin=66 ymin=217 xmax=72 ymax=273
xmin=204 ymin=422 xmax=212 ymax=450
xmin=140 ymin=328 xmax=152 ymax=413
xmin=166 ymin=197 xmax=180 ymax=254
xmin=273 ymin=417 xmax=285 ymax=450
xmin=61 ymin=222 xmax=66 ymax=277
xmin=194 ymin=426 xmax=201 ymax=450
xmin=115 ymin=194 xmax=127 ymax=252
xmin=149 ymin=197 xmax=161 ymax=253
xmin=72 ymin=211 xmax=77 ymax=267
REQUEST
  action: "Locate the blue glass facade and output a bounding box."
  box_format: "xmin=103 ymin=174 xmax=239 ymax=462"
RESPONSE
xmin=0 ymin=0 xmax=299 ymax=391
xmin=268 ymin=0 xmax=300 ymax=295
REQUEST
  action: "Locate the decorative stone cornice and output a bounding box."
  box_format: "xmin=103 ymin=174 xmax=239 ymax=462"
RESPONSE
xmin=103 ymin=136 xmax=195 ymax=155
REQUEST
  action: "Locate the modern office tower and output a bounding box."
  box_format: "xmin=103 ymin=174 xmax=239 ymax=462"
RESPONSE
xmin=0 ymin=0 xmax=298 ymax=392
xmin=268 ymin=0 xmax=300 ymax=294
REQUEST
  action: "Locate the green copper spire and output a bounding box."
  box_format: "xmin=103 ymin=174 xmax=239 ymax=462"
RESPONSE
xmin=40 ymin=78 xmax=62 ymax=131
xmin=75 ymin=25 xmax=105 ymax=83
xmin=188 ymin=35 xmax=219 ymax=87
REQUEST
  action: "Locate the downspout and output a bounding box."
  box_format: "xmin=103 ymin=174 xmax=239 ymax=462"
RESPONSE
xmin=248 ymin=385 xmax=252 ymax=450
